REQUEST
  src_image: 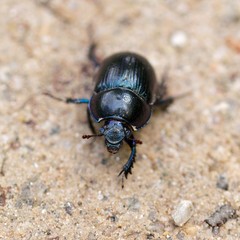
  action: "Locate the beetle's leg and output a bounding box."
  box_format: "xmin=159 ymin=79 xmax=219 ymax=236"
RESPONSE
xmin=66 ymin=98 xmax=89 ymax=104
xmin=154 ymin=96 xmax=175 ymax=111
xmin=88 ymin=43 xmax=101 ymax=68
xmin=43 ymin=92 xmax=89 ymax=104
xmin=44 ymin=92 xmax=97 ymax=133
xmin=118 ymin=137 xmax=137 ymax=180
xmin=154 ymin=68 xmax=173 ymax=110
xmin=87 ymin=107 xmax=97 ymax=134
xmin=157 ymin=67 xmax=169 ymax=100
xmin=155 ymin=92 xmax=190 ymax=111
xmin=154 ymin=68 xmax=189 ymax=110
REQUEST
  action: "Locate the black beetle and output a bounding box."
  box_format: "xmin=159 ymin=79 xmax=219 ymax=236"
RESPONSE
xmin=45 ymin=46 xmax=180 ymax=182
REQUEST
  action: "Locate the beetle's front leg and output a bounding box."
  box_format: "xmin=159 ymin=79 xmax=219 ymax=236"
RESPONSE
xmin=118 ymin=137 xmax=137 ymax=179
xmin=44 ymin=92 xmax=89 ymax=104
xmin=44 ymin=92 xmax=96 ymax=133
xmin=66 ymin=98 xmax=89 ymax=104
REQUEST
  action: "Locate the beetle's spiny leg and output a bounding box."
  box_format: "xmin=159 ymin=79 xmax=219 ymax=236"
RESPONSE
xmin=118 ymin=137 xmax=137 ymax=187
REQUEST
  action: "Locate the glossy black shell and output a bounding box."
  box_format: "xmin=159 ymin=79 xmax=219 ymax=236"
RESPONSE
xmin=89 ymin=52 xmax=157 ymax=130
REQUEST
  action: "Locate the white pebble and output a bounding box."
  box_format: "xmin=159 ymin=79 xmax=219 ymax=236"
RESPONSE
xmin=213 ymin=101 xmax=230 ymax=113
xmin=170 ymin=31 xmax=187 ymax=48
xmin=97 ymin=191 xmax=104 ymax=201
xmin=172 ymin=200 xmax=193 ymax=226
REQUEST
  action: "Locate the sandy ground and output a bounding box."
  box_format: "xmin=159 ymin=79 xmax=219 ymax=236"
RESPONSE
xmin=0 ymin=0 xmax=240 ymax=239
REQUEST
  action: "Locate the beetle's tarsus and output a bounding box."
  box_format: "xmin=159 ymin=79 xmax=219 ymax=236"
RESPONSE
xmin=43 ymin=91 xmax=66 ymax=102
xmin=118 ymin=157 xmax=135 ymax=179
xmin=44 ymin=92 xmax=89 ymax=105
xmin=88 ymin=43 xmax=101 ymax=68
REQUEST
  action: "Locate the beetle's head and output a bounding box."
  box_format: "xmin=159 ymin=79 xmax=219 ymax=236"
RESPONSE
xmin=100 ymin=120 xmax=131 ymax=154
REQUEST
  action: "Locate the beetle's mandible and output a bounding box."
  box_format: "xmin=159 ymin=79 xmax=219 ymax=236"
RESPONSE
xmin=45 ymin=46 xmax=178 ymax=184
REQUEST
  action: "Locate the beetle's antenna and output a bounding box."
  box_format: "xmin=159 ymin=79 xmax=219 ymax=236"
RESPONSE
xmin=127 ymin=138 xmax=142 ymax=145
xmin=82 ymin=133 xmax=103 ymax=139
xmin=134 ymin=139 xmax=142 ymax=144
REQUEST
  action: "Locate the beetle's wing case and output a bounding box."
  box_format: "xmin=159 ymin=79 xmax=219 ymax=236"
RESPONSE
xmin=94 ymin=52 xmax=157 ymax=104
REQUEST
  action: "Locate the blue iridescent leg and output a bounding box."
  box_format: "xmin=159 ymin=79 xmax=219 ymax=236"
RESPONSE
xmin=65 ymin=98 xmax=97 ymax=134
xmin=44 ymin=92 xmax=89 ymax=104
xmin=44 ymin=92 xmax=96 ymax=134
xmin=66 ymin=98 xmax=89 ymax=104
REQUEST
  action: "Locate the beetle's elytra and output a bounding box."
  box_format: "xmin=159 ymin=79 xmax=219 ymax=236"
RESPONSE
xmin=45 ymin=46 xmax=176 ymax=185
xmin=90 ymin=52 xmax=156 ymax=131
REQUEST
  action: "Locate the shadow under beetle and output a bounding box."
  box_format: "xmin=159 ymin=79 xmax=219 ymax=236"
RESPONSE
xmin=45 ymin=45 xmax=180 ymax=184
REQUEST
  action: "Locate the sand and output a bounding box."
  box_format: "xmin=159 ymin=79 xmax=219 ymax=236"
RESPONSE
xmin=0 ymin=1 xmax=240 ymax=239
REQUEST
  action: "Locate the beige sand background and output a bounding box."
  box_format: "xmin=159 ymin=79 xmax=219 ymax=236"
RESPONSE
xmin=0 ymin=0 xmax=240 ymax=239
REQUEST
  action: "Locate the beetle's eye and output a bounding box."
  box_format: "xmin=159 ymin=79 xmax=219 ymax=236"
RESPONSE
xmin=124 ymin=127 xmax=131 ymax=137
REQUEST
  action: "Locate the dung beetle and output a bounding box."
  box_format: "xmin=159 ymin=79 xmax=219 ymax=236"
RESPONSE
xmin=45 ymin=45 xmax=181 ymax=183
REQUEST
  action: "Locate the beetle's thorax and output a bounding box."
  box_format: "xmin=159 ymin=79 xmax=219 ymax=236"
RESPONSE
xmin=100 ymin=120 xmax=131 ymax=154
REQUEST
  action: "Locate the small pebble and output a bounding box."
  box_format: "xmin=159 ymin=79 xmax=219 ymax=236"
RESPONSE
xmin=146 ymin=233 xmax=155 ymax=240
xmin=108 ymin=215 xmax=117 ymax=222
xmin=97 ymin=191 xmax=104 ymax=201
xmin=172 ymin=200 xmax=194 ymax=226
xmin=0 ymin=187 xmax=6 ymax=207
xmin=64 ymin=201 xmax=74 ymax=216
xmin=170 ymin=31 xmax=187 ymax=48
xmin=125 ymin=197 xmax=140 ymax=212
xmin=176 ymin=231 xmax=185 ymax=240
xmin=216 ymin=175 xmax=229 ymax=191
xmin=204 ymin=204 xmax=237 ymax=234
xmin=49 ymin=125 xmax=61 ymax=135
